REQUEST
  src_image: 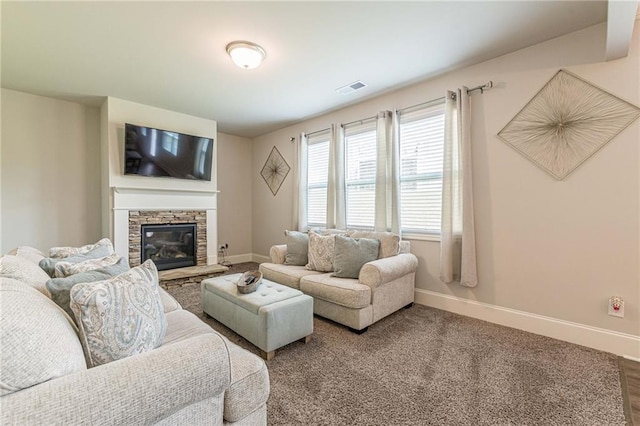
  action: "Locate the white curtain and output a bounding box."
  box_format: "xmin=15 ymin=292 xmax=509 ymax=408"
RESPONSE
xmin=374 ymin=111 xmax=401 ymax=233
xmin=327 ymin=124 xmax=346 ymax=229
xmin=440 ymin=88 xmax=478 ymax=287
xmin=293 ymin=132 xmax=308 ymax=231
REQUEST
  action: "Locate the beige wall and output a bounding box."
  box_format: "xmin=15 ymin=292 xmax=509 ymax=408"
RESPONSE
xmin=0 ymin=91 xmax=254 ymax=263
xmin=217 ymin=132 xmax=253 ymax=260
xmin=251 ymin=22 xmax=640 ymax=341
xmin=1 ymin=89 xmax=102 ymax=251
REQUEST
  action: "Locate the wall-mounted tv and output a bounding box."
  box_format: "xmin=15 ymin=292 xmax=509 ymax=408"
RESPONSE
xmin=124 ymin=123 xmax=214 ymax=181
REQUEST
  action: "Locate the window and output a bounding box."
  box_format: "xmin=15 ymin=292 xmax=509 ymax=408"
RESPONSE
xmin=344 ymin=119 xmax=377 ymax=229
xmin=398 ymin=101 xmax=445 ymax=234
xmin=306 ymin=130 xmax=330 ymax=227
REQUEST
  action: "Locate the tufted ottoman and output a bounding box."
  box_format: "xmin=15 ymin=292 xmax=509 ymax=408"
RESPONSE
xmin=201 ymin=273 xmax=313 ymax=360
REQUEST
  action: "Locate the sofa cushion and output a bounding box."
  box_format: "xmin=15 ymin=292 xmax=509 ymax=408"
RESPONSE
xmin=0 ymin=255 xmax=52 ymax=297
xmin=40 ymin=243 xmax=115 ymax=277
xmin=160 ymin=288 xmax=182 ymax=313
xmin=162 ymin=309 xmax=217 ymax=346
xmin=332 ymin=235 xmax=379 ymax=279
xmin=49 ymin=237 xmax=114 ymax=259
xmin=53 ymin=252 xmax=121 ymax=278
xmin=305 ymin=231 xmax=336 ymax=272
xmin=46 ymin=257 xmax=131 ymax=319
xmin=7 ymin=246 xmax=45 ymax=264
xmin=259 ymin=263 xmax=323 ymax=290
xmin=0 ymin=278 xmax=87 ymax=396
xmin=300 ymin=274 xmax=371 ymax=309
xmin=161 ymin=309 xmax=269 ymax=423
xmin=283 ymin=230 xmax=308 ymax=266
xmin=224 ymin=342 xmax=270 ymax=422
xmin=70 ymin=260 xmax=167 ymax=367
xmin=349 ymin=230 xmax=400 ymax=259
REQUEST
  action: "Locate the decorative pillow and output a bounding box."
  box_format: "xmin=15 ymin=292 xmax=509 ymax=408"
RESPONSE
xmin=70 ymin=260 xmax=167 ymax=367
xmin=348 ymin=230 xmax=400 ymax=259
xmin=0 ymin=255 xmax=52 ymax=297
xmin=46 ymin=257 xmax=131 ymax=320
xmin=39 ymin=243 xmax=114 ymax=277
xmin=7 ymin=246 xmax=46 ymax=264
xmin=49 ymin=237 xmax=114 ymax=259
xmin=332 ymin=235 xmax=380 ymax=279
xmin=305 ymin=231 xmax=336 ymax=272
xmin=54 ymin=252 xmax=121 ymax=278
xmin=0 ymin=278 xmax=86 ymax=396
xmin=284 ymin=230 xmax=309 ymax=266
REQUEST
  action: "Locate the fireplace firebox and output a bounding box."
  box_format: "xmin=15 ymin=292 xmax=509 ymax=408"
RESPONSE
xmin=141 ymin=223 xmax=196 ymax=271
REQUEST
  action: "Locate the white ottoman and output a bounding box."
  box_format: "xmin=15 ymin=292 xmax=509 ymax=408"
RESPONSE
xmin=201 ymin=273 xmax=313 ymax=360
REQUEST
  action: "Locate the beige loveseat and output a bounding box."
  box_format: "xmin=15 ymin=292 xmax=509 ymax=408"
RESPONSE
xmin=0 ymin=247 xmax=269 ymax=425
xmin=259 ymin=230 xmax=418 ymax=333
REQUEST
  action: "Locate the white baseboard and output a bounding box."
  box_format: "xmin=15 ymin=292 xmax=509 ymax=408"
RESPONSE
xmin=414 ymin=289 xmax=640 ymax=358
xmin=218 ymin=253 xmax=270 ymax=265
xmin=251 ymin=254 xmax=270 ymax=263
xmin=224 ymin=254 xmax=253 ymax=264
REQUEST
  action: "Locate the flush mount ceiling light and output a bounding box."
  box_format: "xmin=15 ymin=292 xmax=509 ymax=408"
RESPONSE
xmin=226 ymin=41 xmax=266 ymax=69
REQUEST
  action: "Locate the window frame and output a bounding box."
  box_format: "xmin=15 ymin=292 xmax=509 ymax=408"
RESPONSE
xmin=397 ymin=99 xmax=446 ymax=239
xmin=305 ymin=129 xmax=331 ymax=228
xmin=343 ymin=118 xmax=378 ymax=230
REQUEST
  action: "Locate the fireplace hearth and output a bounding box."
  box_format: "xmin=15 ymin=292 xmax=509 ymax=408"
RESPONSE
xmin=141 ymin=223 xmax=197 ymax=271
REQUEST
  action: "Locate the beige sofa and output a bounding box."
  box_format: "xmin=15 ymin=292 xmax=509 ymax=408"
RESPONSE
xmin=0 ymin=249 xmax=269 ymax=425
xmin=259 ymin=231 xmax=418 ymax=333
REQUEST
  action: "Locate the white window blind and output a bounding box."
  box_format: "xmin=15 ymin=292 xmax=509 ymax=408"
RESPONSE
xmin=344 ymin=119 xmax=377 ymax=229
xmin=306 ymin=130 xmax=330 ymax=227
xmin=398 ymin=101 xmax=445 ymax=234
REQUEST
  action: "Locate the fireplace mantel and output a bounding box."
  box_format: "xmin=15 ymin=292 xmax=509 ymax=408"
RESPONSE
xmin=111 ymin=186 xmax=217 ymax=265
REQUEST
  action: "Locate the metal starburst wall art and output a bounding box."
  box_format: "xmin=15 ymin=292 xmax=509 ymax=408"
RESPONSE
xmin=260 ymin=146 xmax=290 ymax=196
xmin=498 ymin=69 xmax=640 ymax=180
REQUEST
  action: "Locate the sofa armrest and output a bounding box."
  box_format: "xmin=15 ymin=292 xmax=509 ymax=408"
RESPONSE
xmin=1 ymin=334 xmax=232 ymax=425
xmin=269 ymin=245 xmax=287 ymax=264
xmin=359 ymin=253 xmax=418 ymax=289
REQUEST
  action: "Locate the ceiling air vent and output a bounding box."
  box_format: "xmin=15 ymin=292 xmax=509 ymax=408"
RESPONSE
xmin=335 ymin=80 xmax=367 ymax=95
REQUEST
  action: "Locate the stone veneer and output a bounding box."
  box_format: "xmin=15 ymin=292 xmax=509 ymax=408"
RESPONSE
xmin=128 ymin=210 xmax=207 ymax=267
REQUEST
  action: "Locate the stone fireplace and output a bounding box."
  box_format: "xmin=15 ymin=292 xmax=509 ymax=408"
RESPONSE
xmin=128 ymin=210 xmax=207 ymax=269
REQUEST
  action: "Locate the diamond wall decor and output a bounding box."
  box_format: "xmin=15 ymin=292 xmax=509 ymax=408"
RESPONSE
xmin=498 ymin=69 xmax=640 ymax=180
xmin=261 ymin=146 xmax=290 ymax=196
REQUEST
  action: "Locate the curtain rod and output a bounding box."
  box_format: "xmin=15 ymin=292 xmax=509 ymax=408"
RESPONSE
xmin=400 ymin=81 xmax=494 ymax=112
xmin=298 ymin=81 xmax=494 ymax=138
xmin=341 ymin=115 xmax=377 ymax=128
xmin=467 ymin=81 xmax=493 ymax=94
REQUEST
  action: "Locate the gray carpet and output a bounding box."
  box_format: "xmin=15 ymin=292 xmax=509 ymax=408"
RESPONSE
xmin=166 ymin=264 xmax=626 ymax=425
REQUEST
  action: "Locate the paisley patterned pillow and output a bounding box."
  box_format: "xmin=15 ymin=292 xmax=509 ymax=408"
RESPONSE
xmin=49 ymin=238 xmax=114 ymax=259
xmin=70 ymin=260 xmax=167 ymax=367
xmin=54 ymin=252 xmax=121 ymax=278
xmin=305 ymin=231 xmax=337 ymax=272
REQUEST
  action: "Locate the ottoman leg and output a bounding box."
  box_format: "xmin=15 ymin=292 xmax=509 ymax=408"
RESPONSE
xmin=263 ymin=350 xmax=275 ymax=361
xmin=299 ymin=335 xmax=311 ymax=344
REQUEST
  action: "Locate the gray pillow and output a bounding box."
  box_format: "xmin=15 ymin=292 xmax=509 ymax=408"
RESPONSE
xmin=284 ymin=230 xmax=309 ymax=266
xmin=39 ymin=244 xmax=114 ymax=277
xmin=332 ymin=235 xmax=380 ymax=279
xmin=46 ymin=257 xmax=130 ymax=320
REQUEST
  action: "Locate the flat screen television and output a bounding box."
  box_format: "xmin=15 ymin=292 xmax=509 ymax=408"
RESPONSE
xmin=124 ymin=123 xmax=214 ymax=181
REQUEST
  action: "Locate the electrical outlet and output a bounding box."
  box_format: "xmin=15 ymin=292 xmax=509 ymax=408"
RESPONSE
xmin=608 ymin=296 xmax=624 ymax=318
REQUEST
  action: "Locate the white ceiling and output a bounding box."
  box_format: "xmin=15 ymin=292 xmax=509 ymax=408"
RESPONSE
xmin=1 ymin=1 xmax=612 ymax=138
